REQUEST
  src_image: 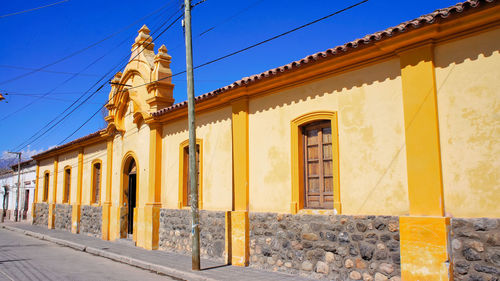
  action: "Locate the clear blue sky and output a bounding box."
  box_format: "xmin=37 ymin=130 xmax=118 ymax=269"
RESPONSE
xmin=0 ymin=0 xmax=459 ymax=160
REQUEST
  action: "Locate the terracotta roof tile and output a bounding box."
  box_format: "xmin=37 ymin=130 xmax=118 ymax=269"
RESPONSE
xmin=152 ymin=0 xmax=496 ymax=118
xmin=33 ymin=130 xmax=104 ymax=159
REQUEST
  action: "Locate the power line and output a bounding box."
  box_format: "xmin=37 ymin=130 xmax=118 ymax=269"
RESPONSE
xmin=12 ymin=6 xmax=183 ymax=151
xmin=123 ymin=0 xmax=369 ymax=93
xmin=198 ymin=0 xmax=264 ymax=37
xmin=19 ymin=9 xmax=185 ymax=150
xmin=0 ymin=2 xmax=173 ymax=86
xmin=17 ymin=11 xmax=183 ymax=151
xmin=1 ymin=2 xmax=178 ymax=123
xmin=58 ymin=12 xmax=185 ymax=145
xmin=0 ymin=64 xmax=99 ymax=77
xmin=0 ymin=0 xmax=69 ymax=19
xmin=60 ymin=0 xmax=367 ymax=144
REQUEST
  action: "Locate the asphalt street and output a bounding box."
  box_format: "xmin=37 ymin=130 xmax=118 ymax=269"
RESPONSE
xmin=0 ymin=228 xmax=177 ymax=281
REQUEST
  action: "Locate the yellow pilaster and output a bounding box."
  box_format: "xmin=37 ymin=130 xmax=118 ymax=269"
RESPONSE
xmin=71 ymin=149 xmax=83 ymax=233
xmin=399 ymin=43 xmax=450 ymax=280
xmin=138 ymin=123 xmax=162 ymax=249
xmin=48 ymin=157 xmax=58 ymax=229
xmin=102 ymin=139 xmax=113 ymax=240
xmin=400 ymin=217 xmax=451 ymax=281
xmin=231 ymin=98 xmax=249 ymax=266
xmin=400 ymin=44 xmax=444 ymax=216
xmin=32 ymin=162 xmax=40 ymax=221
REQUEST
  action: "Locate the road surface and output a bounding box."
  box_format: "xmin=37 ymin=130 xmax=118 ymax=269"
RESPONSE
xmin=0 ymin=228 xmax=177 ymax=281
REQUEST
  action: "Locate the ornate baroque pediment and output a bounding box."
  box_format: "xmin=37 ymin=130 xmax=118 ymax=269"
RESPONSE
xmin=105 ymin=25 xmax=175 ymax=135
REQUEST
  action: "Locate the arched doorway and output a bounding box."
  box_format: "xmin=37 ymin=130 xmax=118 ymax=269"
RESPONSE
xmin=121 ymin=155 xmax=138 ymax=239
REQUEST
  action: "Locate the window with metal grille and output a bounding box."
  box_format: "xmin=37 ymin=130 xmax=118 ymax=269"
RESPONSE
xmin=63 ymin=168 xmax=71 ymax=203
xmin=92 ymin=162 xmax=101 ymax=204
xmin=183 ymin=144 xmax=200 ymax=207
xmin=302 ymin=120 xmax=334 ymax=209
xmin=43 ymin=172 xmax=49 ymax=202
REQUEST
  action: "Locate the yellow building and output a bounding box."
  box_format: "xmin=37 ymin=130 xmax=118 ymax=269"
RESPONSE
xmin=32 ymin=1 xmax=500 ymax=280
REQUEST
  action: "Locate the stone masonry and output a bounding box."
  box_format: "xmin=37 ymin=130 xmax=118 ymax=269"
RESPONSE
xmin=250 ymin=213 xmax=401 ymax=281
xmin=54 ymin=204 xmax=72 ymax=231
xmin=451 ymin=218 xmax=500 ymax=281
xmin=33 ymin=203 xmax=48 ymax=226
xmin=159 ymin=209 xmax=226 ymax=262
xmin=80 ymin=205 xmax=102 ymax=237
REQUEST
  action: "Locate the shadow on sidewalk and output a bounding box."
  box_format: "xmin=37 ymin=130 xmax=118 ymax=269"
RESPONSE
xmin=201 ymin=264 xmax=231 ymax=271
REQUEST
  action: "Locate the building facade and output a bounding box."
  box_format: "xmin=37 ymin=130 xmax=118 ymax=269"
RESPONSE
xmin=1 ymin=160 xmax=37 ymax=221
xmin=32 ymin=1 xmax=500 ymax=280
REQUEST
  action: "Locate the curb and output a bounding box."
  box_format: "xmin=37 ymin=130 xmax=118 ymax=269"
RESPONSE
xmin=0 ymin=225 xmax=218 ymax=281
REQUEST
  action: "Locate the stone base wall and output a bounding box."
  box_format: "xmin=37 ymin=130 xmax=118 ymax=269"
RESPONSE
xmin=159 ymin=209 xmax=226 ymax=262
xmin=80 ymin=205 xmax=102 ymax=237
xmin=54 ymin=204 xmax=72 ymax=231
xmin=250 ymin=213 xmax=401 ymax=281
xmin=451 ymin=218 xmax=500 ymax=280
xmin=33 ymin=203 xmax=48 ymax=226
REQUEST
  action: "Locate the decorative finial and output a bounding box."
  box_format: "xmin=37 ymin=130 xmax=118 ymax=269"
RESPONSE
xmin=133 ymin=24 xmax=153 ymax=50
xmin=138 ymin=24 xmax=150 ymax=35
xmin=158 ymin=45 xmax=167 ymax=54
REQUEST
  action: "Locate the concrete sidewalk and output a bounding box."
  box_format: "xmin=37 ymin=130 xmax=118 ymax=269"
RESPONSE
xmin=0 ymin=222 xmax=310 ymax=281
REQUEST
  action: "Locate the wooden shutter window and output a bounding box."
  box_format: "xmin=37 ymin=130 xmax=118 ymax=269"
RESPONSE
xmin=303 ymin=121 xmax=334 ymax=209
xmin=183 ymin=144 xmax=200 ymax=207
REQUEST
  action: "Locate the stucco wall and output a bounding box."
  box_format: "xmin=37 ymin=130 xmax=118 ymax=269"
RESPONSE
xmin=55 ymin=150 xmax=79 ymax=204
xmin=248 ymin=58 xmax=409 ymax=215
xmin=37 ymin=158 xmax=54 ymax=202
xmin=435 ymin=29 xmax=500 ymax=218
xmin=161 ymin=106 xmax=233 ymax=211
xmin=110 ymin=106 xmax=150 ymax=208
xmin=82 ymin=142 xmax=107 ymax=205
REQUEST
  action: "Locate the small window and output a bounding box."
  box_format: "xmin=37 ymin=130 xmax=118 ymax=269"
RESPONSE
xmin=92 ymin=162 xmax=101 ymax=204
xmin=63 ymin=168 xmax=71 ymax=203
xmin=183 ymin=144 xmax=200 ymax=207
xmin=43 ymin=172 xmax=49 ymax=202
xmin=302 ymin=121 xmax=333 ymax=209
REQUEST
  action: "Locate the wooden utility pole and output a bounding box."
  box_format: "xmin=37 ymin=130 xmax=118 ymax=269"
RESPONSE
xmin=183 ymin=0 xmax=201 ymax=271
xmin=8 ymin=151 xmax=21 ymax=222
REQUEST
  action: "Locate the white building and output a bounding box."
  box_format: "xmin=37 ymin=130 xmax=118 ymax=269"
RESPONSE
xmin=0 ymin=160 xmax=36 ymax=221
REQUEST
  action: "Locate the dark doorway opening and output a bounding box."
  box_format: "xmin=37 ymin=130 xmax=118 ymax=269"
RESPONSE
xmin=127 ymin=160 xmax=137 ymax=236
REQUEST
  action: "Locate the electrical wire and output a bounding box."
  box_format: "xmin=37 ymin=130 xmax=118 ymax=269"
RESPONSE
xmin=122 ymin=0 xmax=369 ymax=93
xmin=58 ymin=12 xmax=185 ymax=145
xmin=0 ymin=0 xmax=69 ymax=19
xmin=0 ymin=2 xmax=173 ymax=86
xmin=17 ymin=9 xmax=184 ymax=151
xmin=20 ymin=9 xmax=186 ymax=148
xmin=58 ymin=0 xmax=368 ymax=144
xmin=18 ymin=10 xmax=184 ymax=151
xmin=198 ymin=0 xmax=264 ymax=37
xmin=0 ymin=65 xmax=99 ymax=77
xmin=9 ymin=6 xmax=183 ymax=150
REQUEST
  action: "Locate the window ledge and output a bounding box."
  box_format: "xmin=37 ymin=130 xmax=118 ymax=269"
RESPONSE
xmin=298 ymin=209 xmax=337 ymax=216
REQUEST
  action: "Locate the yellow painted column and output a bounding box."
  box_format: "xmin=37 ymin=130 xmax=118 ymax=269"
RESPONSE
xmin=101 ymin=139 xmax=113 ymax=240
xmin=48 ymin=157 xmax=58 ymax=229
xmin=231 ymin=98 xmax=250 ymax=266
xmin=399 ymin=43 xmax=450 ymax=281
xmin=71 ymin=149 xmax=83 ymax=233
xmin=139 ymin=123 xmax=162 ymax=250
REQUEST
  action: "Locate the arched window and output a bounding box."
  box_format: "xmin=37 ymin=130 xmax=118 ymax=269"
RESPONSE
xmin=63 ymin=167 xmax=71 ymax=203
xmin=302 ymin=121 xmax=333 ymax=209
xmin=290 ymin=111 xmax=340 ymax=214
xmin=43 ymin=172 xmax=50 ymax=202
xmin=91 ymin=161 xmax=102 ymax=204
